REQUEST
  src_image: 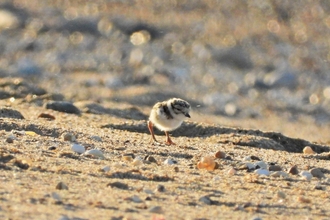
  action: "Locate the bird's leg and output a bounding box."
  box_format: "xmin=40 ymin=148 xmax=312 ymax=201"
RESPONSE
xmin=147 ymin=120 xmax=158 ymax=143
xmin=165 ymin=131 xmax=176 ymax=145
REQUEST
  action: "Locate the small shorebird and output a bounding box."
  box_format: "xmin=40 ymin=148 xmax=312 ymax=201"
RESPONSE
xmin=147 ymin=98 xmax=191 ymax=145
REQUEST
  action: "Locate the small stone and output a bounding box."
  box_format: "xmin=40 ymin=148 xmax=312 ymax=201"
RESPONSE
xmin=145 ymin=155 xmax=157 ymax=164
xmin=155 ymin=184 xmax=165 ymax=192
xmin=5 ymin=136 xmax=15 ymax=143
xmin=309 ymin=168 xmax=325 ymax=179
xmin=163 ymin=158 xmax=176 ymax=165
xmin=131 ymin=195 xmax=142 ymax=203
xmin=102 ymin=166 xmax=110 ymax=172
xmin=277 ymin=191 xmax=286 ymax=199
xmin=45 ymin=101 xmax=81 ymax=115
xmin=174 ymin=166 xmax=179 ymax=172
xmin=71 ymin=143 xmax=85 ymax=154
xmin=122 ymin=153 xmax=134 ymax=162
xmin=107 ymin=181 xmax=129 ymax=190
xmin=297 ymin=196 xmax=311 ymax=203
xmin=250 ymin=155 xmax=261 ymax=161
xmin=269 ymin=165 xmax=282 ymax=171
xmin=214 ymin=151 xmax=226 ymax=159
xmin=56 ymin=182 xmax=68 ymax=190
xmin=132 ymin=156 xmax=143 ymax=166
xmin=83 ymin=149 xmax=105 ymax=159
xmin=199 ymin=196 xmax=212 ymax=205
xmin=90 ymin=135 xmax=102 ymax=142
xmin=51 ymin=192 xmax=62 ymax=204
xmin=314 ymin=183 xmax=323 ymax=190
xmin=38 ymin=113 xmax=55 ymax=120
xmin=148 ymin=206 xmax=162 ymax=213
xmin=255 ymin=161 xmax=268 ymax=169
xmin=271 ymin=171 xmax=289 ymax=178
xmin=0 ymin=107 xmax=24 ymax=119
xmin=228 ymin=167 xmax=237 ymax=176
xmin=288 ymin=165 xmax=299 ymax=175
xmin=300 ymin=171 xmax=313 ymax=181
xmin=63 ymin=133 xmax=76 ymax=142
xmin=303 ymin=146 xmax=315 ymax=154
xmin=243 ymin=156 xmax=252 ymax=161
xmin=48 ymin=146 xmax=57 ymax=150
xmin=197 ymin=156 xmax=216 ymax=171
xmin=254 ymin=169 xmax=270 ymax=176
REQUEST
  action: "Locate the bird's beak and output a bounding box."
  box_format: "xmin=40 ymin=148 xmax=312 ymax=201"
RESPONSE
xmin=185 ymin=113 xmax=191 ymax=118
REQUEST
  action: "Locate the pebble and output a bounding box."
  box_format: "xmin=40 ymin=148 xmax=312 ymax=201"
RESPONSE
xmin=102 ymin=165 xmax=110 ymax=172
xmin=71 ymin=143 xmax=85 ymax=154
xmin=297 ymin=196 xmax=311 ymax=203
xmin=0 ymin=108 xmax=25 ymax=119
xmin=300 ymin=171 xmax=313 ymax=181
xmin=163 ymin=158 xmax=176 ymax=165
xmin=303 ymin=146 xmax=315 ymax=154
xmin=131 ymin=195 xmax=142 ymax=203
xmin=199 ymin=196 xmax=212 ymax=205
xmin=45 ymin=101 xmax=81 ymax=115
xmin=37 ymin=113 xmax=55 ymax=120
xmin=145 ymin=155 xmax=157 ymax=164
xmin=155 ymin=184 xmax=165 ymax=192
xmin=277 ymin=191 xmax=286 ymax=199
xmin=148 ymin=206 xmax=162 ymax=213
xmin=309 ymin=168 xmax=325 ymax=179
xmin=243 ymin=156 xmax=252 ymax=161
xmin=5 ymin=135 xmax=15 ymax=143
xmin=254 ymin=169 xmax=270 ymax=176
xmin=288 ymin=165 xmax=299 ymax=175
xmin=51 ymin=192 xmax=62 ymax=203
xmin=314 ymin=183 xmax=323 ymax=190
xmin=107 ymin=181 xmax=129 ymax=190
xmin=197 ymin=156 xmax=216 ymax=171
xmin=255 ymin=161 xmax=268 ymax=169
xmin=228 ymin=167 xmax=237 ymax=176
xmin=122 ymin=154 xmax=134 ymax=162
xmin=48 ymin=146 xmax=57 ymax=150
xmin=271 ymin=171 xmax=289 ymax=178
xmin=83 ymin=149 xmax=105 ymax=159
xmin=55 ymin=182 xmax=68 ymax=190
xmin=214 ymin=150 xmax=226 ymax=159
xmin=62 ymin=132 xmax=76 ymax=142
xmin=132 ymin=157 xmax=143 ymax=166
xmin=269 ymin=165 xmax=282 ymax=171
xmin=90 ymin=135 xmax=102 ymax=142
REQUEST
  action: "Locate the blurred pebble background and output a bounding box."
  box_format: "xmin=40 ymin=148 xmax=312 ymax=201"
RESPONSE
xmin=1 ymin=0 xmax=330 ymax=124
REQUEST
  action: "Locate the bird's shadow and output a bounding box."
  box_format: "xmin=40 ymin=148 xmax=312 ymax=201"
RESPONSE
xmin=102 ymin=121 xmax=330 ymax=154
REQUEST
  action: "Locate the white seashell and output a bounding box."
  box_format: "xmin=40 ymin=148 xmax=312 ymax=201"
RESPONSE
xmin=84 ymin=149 xmax=105 ymax=159
xmin=270 ymin=171 xmax=289 ymax=178
xmin=300 ymin=171 xmax=313 ymax=181
xmin=132 ymin=157 xmax=143 ymax=166
xmin=243 ymin=156 xmax=252 ymax=161
xmin=102 ymin=166 xmax=110 ymax=172
xmin=245 ymin=162 xmax=256 ymax=170
xmin=254 ymin=169 xmax=270 ymax=176
xmin=71 ymin=143 xmax=85 ymax=154
xmin=163 ymin=158 xmax=175 ymax=165
xmin=303 ymin=146 xmax=315 ymax=154
xmin=271 ymin=171 xmax=289 ymax=178
xmin=255 ymin=161 xmax=268 ymax=169
xmin=51 ymin=192 xmax=62 ymax=202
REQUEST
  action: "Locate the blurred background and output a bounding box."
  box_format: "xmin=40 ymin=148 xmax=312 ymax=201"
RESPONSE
xmin=1 ymin=0 xmax=330 ymax=129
